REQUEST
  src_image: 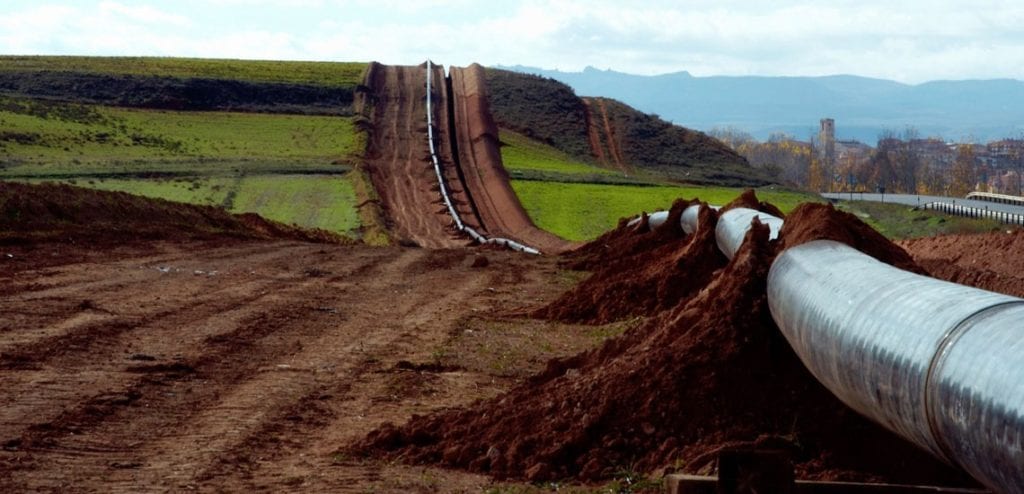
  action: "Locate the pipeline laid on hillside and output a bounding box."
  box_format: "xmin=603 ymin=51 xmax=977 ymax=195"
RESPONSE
xmin=424 ymin=60 xmax=541 ymax=255
xmin=634 ymin=204 xmax=1023 ymax=493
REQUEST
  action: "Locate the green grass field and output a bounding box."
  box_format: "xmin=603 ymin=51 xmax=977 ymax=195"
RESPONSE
xmin=0 ymin=56 xmax=366 ymax=88
xmin=2 ymin=96 xmax=363 ymax=237
xmin=835 ymin=201 xmax=1004 ymax=239
xmin=36 ymin=173 xmax=360 ymax=236
xmin=511 ymin=181 xmax=822 ymax=241
xmin=0 ymin=99 xmax=360 ymax=170
xmin=500 ymin=129 xmax=615 ymax=177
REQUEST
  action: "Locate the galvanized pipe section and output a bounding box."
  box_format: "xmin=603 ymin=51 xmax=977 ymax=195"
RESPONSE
xmin=680 ymin=204 xmax=701 ymax=234
xmin=715 ymin=208 xmax=783 ymax=259
xmin=768 ymin=240 xmax=1024 ymax=492
xmin=624 ymin=204 xmax=713 ymax=233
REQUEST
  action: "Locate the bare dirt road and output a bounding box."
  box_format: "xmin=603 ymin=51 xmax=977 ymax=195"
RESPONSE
xmin=0 ymin=237 xmax=599 ymax=492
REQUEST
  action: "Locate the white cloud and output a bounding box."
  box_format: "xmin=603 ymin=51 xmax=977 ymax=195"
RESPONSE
xmin=1 ymin=0 xmax=1023 ymax=82
xmin=98 ymin=2 xmax=191 ymax=27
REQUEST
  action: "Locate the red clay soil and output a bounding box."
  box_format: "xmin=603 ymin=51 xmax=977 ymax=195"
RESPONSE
xmin=719 ymin=188 xmax=786 ymax=217
xmin=899 ymin=229 xmax=1024 ymax=298
xmin=352 ymin=199 xmax=977 ymax=487
xmin=535 ymin=199 xmax=727 ymax=324
xmin=2 ymin=179 xmax=600 ymax=491
xmin=448 ymin=65 xmax=577 ymax=254
xmin=539 ymin=190 xmax=788 ymax=324
xmin=778 ymin=202 xmax=923 ymax=274
xmin=359 ymin=62 xmax=468 ymax=249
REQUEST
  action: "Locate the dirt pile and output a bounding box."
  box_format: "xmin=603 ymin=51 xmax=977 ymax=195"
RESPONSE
xmin=352 ymin=198 xmax=974 ymax=487
xmin=900 ymin=229 xmax=1024 ymax=298
xmin=538 ymin=190 xmax=786 ymax=325
xmin=535 ymin=199 xmax=726 ymax=324
xmin=778 ymin=202 xmax=922 ymax=273
xmin=0 ymin=181 xmax=345 ymax=245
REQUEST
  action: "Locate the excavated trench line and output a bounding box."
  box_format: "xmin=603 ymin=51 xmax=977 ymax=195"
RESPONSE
xmin=361 ymin=61 xmax=574 ymax=254
xmin=425 ymin=61 xmax=540 ymax=254
xmin=646 ymin=204 xmax=1023 ymax=493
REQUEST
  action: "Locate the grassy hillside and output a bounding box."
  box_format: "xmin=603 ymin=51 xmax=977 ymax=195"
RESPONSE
xmin=0 ymin=94 xmax=363 ymax=237
xmin=0 ymin=56 xmax=363 ymax=115
xmin=77 ymin=174 xmax=360 ymax=235
xmin=0 ymin=97 xmax=360 ymax=169
xmin=0 ymin=56 xmax=366 ymax=87
xmin=0 ymin=181 xmax=346 ymax=244
xmin=485 ymin=67 xmax=769 ymax=187
xmin=585 ymin=96 xmax=773 ymax=186
xmin=501 ymin=129 xmax=612 ymax=176
xmin=486 ymin=68 xmax=593 ymax=159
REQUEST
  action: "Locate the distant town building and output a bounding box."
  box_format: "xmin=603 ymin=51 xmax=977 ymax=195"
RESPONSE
xmin=819 ymin=118 xmax=836 ymax=167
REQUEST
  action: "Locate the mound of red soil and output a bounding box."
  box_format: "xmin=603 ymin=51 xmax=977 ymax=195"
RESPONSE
xmin=352 ymin=199 xmax=973 ymax=486
xmin=899 ymin=229 xmax=1024 ymax=298
xmin=534 ymin=199 xmax=726 ymax=324
xmin=558 ymin=198 xmax=693 ymax=272
xmin=779 ymin=202 xmax=922 ymax=273
xmin=0 ymin=182 xmax=346 ymax=245
xmin=720 ymin=188 xmax=786 ymax=218
xmin=539 ymin=190 xmax=790 ymax=325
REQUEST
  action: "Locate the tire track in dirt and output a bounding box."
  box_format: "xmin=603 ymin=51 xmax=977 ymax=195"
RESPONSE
xmin=0 ymin=254 xmax=330 ymax=445
xmin=1 ymin=237 xmax=585 ymax=492
xmin=0 ymin=245 xmax=458 ymax=492
xmin=189 ymin=249 xmax=506 ymax=490
xmin=583 ymin=97 xmax=628 ymax=173
xmin=0 ymin=242 xmax=319 ymax=359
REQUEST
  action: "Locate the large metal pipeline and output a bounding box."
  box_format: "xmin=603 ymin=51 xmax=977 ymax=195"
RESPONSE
xmin=626 ymin=205 xmax=779 ymax=259
xmin=636 ymin=203 xmax=1024 ymax=492
xmin=768 ymin=240 xmax=1024 ymax=492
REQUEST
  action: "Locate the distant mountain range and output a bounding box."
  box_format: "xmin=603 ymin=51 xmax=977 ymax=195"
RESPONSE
xmin=497 ymin=65 xmax=1024 ymax=144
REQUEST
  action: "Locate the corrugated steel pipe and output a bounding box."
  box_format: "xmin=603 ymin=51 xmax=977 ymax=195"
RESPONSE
xmin=768 ymin=240 xmax=1024 ymax=493
xmin=631 ymin=202 xmax=1023 ymax=491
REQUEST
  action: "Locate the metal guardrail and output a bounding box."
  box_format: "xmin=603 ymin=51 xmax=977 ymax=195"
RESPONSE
xmin=921 ymin=201 xmax=1024 ymax=226
xmin=424 ymin=60 xmax=540 ymax=255
xmin=966 ymin=191 xmax=1024 ymax=207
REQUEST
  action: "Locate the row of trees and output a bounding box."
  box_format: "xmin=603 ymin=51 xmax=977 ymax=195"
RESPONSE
xmin=709 ymin=127 xmax=1021 ymax=196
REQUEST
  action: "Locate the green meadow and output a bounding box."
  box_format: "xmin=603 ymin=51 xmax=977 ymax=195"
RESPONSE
xmin=511 ymin=181 xmax=822 ymax=241
xmin=0 ymin=99 xmax=361 ymax=169
xmin=2 ymin=96 xmax=363 ymax=237
xmin=498 ymin=126 xmax=823 ymax=241
xmin=0 ymin=56 xmax=366 ymax=88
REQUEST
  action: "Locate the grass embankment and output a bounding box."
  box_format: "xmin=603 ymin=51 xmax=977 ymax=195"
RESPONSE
xmin=1 ymin=97 xmax=364 ymax=237
xmin=0 ymin=56 xmax=365 ymax=88
xmin=835 ymin=200 xmax=1005 ymax=239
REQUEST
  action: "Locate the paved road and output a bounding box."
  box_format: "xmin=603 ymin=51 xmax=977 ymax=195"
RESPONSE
xmin=821 ymin=192 xmax=1024 ymax=216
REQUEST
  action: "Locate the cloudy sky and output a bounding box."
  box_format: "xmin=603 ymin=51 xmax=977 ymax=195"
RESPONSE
xmin=2 ymin=0 xmax=1022 ymax=84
